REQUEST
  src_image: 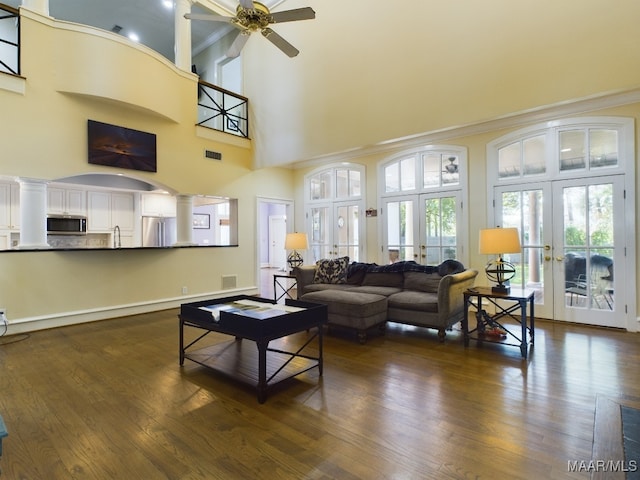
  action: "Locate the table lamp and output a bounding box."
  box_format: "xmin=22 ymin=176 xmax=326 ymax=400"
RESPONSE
xmin=479 ymin=227 xmax=521 ymax=294
xmin=285 ymin=232 xmax=309 ymax=271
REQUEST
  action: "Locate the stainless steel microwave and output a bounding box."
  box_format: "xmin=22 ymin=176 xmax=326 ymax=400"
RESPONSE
xmin=46 ymin=215 xmax=87 ymax=235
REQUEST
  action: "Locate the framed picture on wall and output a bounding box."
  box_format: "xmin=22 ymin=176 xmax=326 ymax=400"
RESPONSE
xmin=193 ymin=213 xmax=210 ymax=229
xmin=87 ymin=120 xmax=157 ymax=172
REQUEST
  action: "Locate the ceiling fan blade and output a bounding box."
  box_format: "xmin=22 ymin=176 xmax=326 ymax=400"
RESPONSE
xmin=227 ymin=32 xmax=250 ymax=58
xmin=270 ymin=7 xmax=316 ymax=23
xmin=238 ymin=0 xmax=254 ymax=9
xmin=184 ymin=13 xmax=234 ymax=24
xmin=261 ymin=28 xmax=299 ymax=57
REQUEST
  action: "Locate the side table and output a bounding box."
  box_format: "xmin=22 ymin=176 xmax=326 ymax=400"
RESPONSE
xmin=462 ymin=286 xmax=535 ymax=359
xmin=273 ymin=273 xmax=297 ymax=302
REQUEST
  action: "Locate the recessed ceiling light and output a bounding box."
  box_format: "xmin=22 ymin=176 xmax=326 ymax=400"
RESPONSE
xmin=163 ymin=0 xmax=173 ymax=8
xmin=128 ymin=32 xmax=140 ymax=42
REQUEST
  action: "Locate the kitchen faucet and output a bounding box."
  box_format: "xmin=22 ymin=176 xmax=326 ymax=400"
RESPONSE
xmin=113 ymin=225 xmax=121 ymax=248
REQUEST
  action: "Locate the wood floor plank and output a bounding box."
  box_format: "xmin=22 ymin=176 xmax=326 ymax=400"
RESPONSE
xmin=0 ymin=310 xmax=639 ymax=479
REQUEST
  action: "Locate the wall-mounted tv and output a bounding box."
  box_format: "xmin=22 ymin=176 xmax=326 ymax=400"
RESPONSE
xmin=88 ymin=120 xmax=157 ymax=172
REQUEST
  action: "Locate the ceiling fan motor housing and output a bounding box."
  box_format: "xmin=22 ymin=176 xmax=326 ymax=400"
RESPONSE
xmin=235 ymin=1 xmax=272 ymax=31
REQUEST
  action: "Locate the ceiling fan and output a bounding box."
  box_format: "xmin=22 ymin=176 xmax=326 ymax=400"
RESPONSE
xmin=185 ymin=0 xmax=315 ymax=58
xmin=443 ymin=156 xmax=459 ymax=174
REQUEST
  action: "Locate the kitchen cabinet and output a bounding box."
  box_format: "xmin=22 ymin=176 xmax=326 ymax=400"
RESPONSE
xmin=0 ymin=182 xmax=19 ymax=230
xmin=47 ymin=186 xmax=86 ymax=216
xmin=0 ymin=182 xmax=20 ymax=249
xmin=87 ymin=191 xmax=111 ymax=231
xmin=111 ymin=193 xmax=135 ymax=232
xmin=141 ymin=193 xmax=176 ymax=217
xmin=87 ymin=191 xmax=135 ymax=246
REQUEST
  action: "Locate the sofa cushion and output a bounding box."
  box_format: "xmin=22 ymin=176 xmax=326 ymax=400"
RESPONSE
xmin=302 ymin=290 xmax=387 ymax=318
xmin=361 ymin=272 xmax=404 ymax=288
xmin=388 ymin=291 xmax=439 ymax=313
xmin=313 ymin=256 xmax=349 ymax=284
xmin=349 ymin=285 xmax=403 ymax=296
xmin=302 ymin=283 xmax=355 ymax=295
xmin=403 ymin=271 xmax=441 ymax=293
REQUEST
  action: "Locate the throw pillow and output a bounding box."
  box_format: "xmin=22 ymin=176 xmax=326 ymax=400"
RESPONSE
xmin=313 ymin=257 xmax=349 ymax=284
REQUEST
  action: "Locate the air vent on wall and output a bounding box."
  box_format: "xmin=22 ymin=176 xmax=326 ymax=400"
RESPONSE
xmin=111 ymin=25 xmax=122 ymax=33
xmin=221 ymin=275 xmax=237 ymax=289
xmin=205 ymin=150 xmax=222 ymax=161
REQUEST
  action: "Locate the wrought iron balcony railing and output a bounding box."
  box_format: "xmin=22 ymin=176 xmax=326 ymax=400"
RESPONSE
xmin=0 ymin=3 xmax=20 ymax=76
xmin=197 ymin=80 xmax=249 ymax=139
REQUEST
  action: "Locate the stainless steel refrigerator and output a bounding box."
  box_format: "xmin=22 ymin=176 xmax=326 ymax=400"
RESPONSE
xmin=142 ymin=216 xmax=177 ymax=247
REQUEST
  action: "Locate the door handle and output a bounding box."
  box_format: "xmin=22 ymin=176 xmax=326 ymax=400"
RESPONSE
xmin=555 ymin=256 xmax=564 ymax=261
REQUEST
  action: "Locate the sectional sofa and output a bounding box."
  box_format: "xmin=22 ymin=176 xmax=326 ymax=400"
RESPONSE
xmin=294 ymin=259 xmax=479 ymax=343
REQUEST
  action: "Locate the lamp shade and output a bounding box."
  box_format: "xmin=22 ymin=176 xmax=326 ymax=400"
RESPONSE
xmin=285 ymin=233 xmax=309 ymax=251
xmin=479 ymin=228 xmax=521 ymax=255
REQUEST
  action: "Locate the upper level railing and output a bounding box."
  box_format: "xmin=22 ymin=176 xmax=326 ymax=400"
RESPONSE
xmin=0 ymin=3 xmax=20 ymax=75
xmin=197 ymin=80 xmax=249 ymax=139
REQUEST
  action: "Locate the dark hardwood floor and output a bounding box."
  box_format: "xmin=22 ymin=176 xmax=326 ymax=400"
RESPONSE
xmin=0 ymin=280 xmax=638 ymax=478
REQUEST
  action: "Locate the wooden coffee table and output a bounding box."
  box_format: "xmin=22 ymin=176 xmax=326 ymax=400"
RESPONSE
xmin=179 ymin=295 xmax=327 ymax=403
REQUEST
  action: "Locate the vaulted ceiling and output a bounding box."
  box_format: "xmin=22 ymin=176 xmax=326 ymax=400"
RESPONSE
xmin=3 ymin=0 xmax=280 ymax=61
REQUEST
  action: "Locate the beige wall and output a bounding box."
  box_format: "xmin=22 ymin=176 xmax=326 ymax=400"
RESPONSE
xmin=244 ymin=0 xmax=640 ymax=167
xmin=0 ymin=10 xmax=294 ymax=332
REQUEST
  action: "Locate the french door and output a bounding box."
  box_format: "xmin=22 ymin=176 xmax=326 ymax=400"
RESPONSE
xmin=382 ymin=191 xmax=462 ymax=265
xmin=309 ymin=202 xmax=362 ymax=262
xmin=494 ymin=175 xmax=626 ymax=327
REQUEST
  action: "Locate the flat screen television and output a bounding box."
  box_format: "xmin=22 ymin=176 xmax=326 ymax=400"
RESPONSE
xmin=87 ymin=120 xmax=157 ymax=172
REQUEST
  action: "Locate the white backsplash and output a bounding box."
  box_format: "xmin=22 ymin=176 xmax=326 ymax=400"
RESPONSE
xmin=47 ymin=234 xmax=110 ymax=249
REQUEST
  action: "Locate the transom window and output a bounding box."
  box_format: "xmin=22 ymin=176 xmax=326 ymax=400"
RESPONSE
xmin=496 ymin=125 xmax=620 ymax=181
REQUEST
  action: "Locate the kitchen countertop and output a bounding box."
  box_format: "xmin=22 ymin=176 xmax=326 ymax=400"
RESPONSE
xmin=0 ymin=244 xmax=238 ymax=253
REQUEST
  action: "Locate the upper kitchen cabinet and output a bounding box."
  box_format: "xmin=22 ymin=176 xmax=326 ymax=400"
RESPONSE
xmin=141 ymin=193 xmax=176 ymax=217
xmin=87 ymin=191 xmax=136 ymax=246
xmin=0 ymin=181 xmax=19 ymax=230
xmin=47 ymin=185 xmax=86 ymax=216
xmin=0 ymin=181 xmax=20 ymax=249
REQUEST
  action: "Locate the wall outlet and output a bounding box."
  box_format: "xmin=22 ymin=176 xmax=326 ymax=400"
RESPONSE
xmin=181 ymin=286 xmax=188 ymax=295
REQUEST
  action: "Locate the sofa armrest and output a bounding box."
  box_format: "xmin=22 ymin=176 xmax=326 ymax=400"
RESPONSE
xmin=438 ymin=269 xmax=479 ymax=324
xmin=293 ymin=265 xmax=317 ymax=299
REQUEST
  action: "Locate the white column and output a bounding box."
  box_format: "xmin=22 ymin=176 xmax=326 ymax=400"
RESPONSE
xmin=174 ymin=194 xmax=195 ymax=246
xmin=174 ymin=0 xmax=194 ymax=72
xmin=18 ymin=179 xmax=49 ymax=249
xmin=21 ymin=0 xmax=49 ymax=15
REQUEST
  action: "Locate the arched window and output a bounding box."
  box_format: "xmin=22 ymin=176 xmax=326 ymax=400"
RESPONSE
xmin=378 ymin=146 xmax=468 ymax=265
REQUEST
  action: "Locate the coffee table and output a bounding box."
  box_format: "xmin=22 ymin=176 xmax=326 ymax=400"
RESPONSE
xmin=179 ymin=295 xmax=327 ymax=403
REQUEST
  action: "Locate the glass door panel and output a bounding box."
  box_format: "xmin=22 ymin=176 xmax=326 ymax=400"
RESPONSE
xmin=422 ymin=194 xmax=460 ymax=264
xmin=335 ymin=203 xmax=360 ymax=261
xmin=383 ymin=197 xmax=417 ymax=264
xmin=554 ymin=176 xmax=624 ymax=328
xmin=310 ymin=206 xmax=331 ymax=261
xmin=494 ymin=184 xmax=552 ymax=318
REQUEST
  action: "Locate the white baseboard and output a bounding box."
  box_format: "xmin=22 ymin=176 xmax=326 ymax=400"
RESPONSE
xmin=4 ymin=287 xmax=259 ymax=335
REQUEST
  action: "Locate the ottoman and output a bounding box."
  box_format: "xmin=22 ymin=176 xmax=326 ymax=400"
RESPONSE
xmin=301 ymin=290 xmax=387 ymax=344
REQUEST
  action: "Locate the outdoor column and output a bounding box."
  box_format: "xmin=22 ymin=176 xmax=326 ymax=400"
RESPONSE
xmin=21 ymin=0 xmax=49 ymax=15
xmin=174 ymin=194 xmax=195 ymax=246
xmin=18 ymin=179 xmax=49 ymax=249
xmin=174 ymin=0 xmax=194 ymax=72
